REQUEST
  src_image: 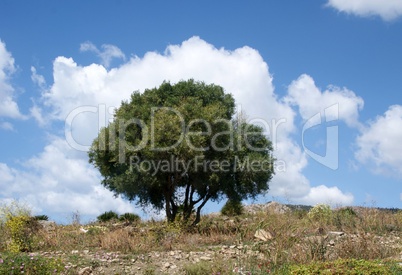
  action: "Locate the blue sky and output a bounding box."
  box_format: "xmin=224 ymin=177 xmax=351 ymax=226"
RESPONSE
xmin=0 ymin=1 xmax=401 ymax=222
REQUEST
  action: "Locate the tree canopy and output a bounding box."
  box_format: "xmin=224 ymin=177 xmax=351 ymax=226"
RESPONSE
xmin=88 ymin=79 xmax=274 ymax=225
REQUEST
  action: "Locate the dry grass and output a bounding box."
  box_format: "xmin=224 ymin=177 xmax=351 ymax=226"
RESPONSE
xmin=1 ymin=205 xmax=401 ymax=273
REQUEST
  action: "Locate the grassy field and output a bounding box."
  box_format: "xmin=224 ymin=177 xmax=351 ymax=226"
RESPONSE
xmin=0 ymin=203 xmax=401 ymax=274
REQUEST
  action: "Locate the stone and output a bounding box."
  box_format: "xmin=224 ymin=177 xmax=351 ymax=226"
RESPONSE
xmin=200 ymin=256 xmax=212 ymax=261
xmin=328 ymin=231 xmax=345 ymax=238
xmin=254 ymin=229 xmax=273 ymax=241
xmin=78 ymin=267 xmax=92 ymax=275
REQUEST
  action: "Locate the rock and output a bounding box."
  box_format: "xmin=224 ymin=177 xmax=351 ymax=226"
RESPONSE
xmin=163 ymin=262 xmax=171 ymax=269
xmin=199 ymin=256 xmax=212 ymax=261
xmin=79 ymin=227 xmax=88 ymax=233
xmin=38 ymin=220 xmax=56 ymax=231
xmin=244 ymin=201 xmax=290 ymax=215
xmin=254 ymin=229 xmax=273 ymax=241
xmin=265 ymin=201 xmax=290 ymax=214
xmin=328 ymin=231 xmax=345 ymax=237
xmin=78 ymin=267 xmax=92 ymax=275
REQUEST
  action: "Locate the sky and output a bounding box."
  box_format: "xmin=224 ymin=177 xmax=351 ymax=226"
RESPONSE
xmin=0 ymin=0 xmax=401 ymax=223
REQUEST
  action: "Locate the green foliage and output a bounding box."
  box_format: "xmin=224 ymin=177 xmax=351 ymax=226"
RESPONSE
xmin=308 ymin=204 xmax=332 ymax=223
xmin=0 ymin=252 xmax=66 ymax=274
xmin=119 ymin=212 xmax=141 ymax=223
xmin=289 ymin=259 xmax=402 ymax=274
xmin=0 ymin=200 xmax=37 ymax=252
xmin=5 ymin=215 xmax=33 ymax=252
xmin=97 ymin=211 xmax=119 ymax=222
xmin=86 ymin=225 xmax=108 ymax=235
xmin=183 ymin=261 xmax=213 ymax=275
xmin=334 ymin=207 xmax=358 ymax=229
xmin=34 ymin=214 xmax=49 ymax=221
xmin=89 ymin=79 xmax=274 ymax=225
xmin=221 ymin=199 xmax=244 ymax=216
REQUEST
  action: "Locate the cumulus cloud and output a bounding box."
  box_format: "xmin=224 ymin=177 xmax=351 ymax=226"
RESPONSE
xmin=355 ymin=105 xmax=402 ymax=176
xmin=0 ymin=40 xmax=24 ymax=119
xmin=45 ymin=37 xmax=312 ymax=202
xmin=1 ymin=37 xmax=355 ymax=221
xmin=327 ymin=0 xmax=402 ymax=21
xmin=293 ymin=185 xmax=354 ymax=207
xmin=31 ymin=66 xmax=46 ymax=89
xmin=0 ymin=138 xmax=136 ymax=221
xmin=286 ymin=74 xmax=364 ymax=128
xmin=80 ymin=41 xmax=126 ymax=68
xmin=0 ymin=121 xmax=14 ymax=131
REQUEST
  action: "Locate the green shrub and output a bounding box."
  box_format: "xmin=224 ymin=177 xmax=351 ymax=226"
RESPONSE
xmin=34 ymin=214 xmax=49 ymax=221
xmin=97 ymin=211 xmax=119 ymax=222
xmin=183 ymin=261 xmax=212 ymax=275
xmin=119 ymin=213 xmax=141 ymax=223
xmin=0 ymin=200 xmax=37 ymax=252
xmin=334 ymin=207 xmax=358 ymax=229
xmin=221 ymin=199 xmax=244 ymax=216
xmin=307 ymin=204 xmax=332 ymax=223
xmin=0 ymin=252 xmax=67 ymax=274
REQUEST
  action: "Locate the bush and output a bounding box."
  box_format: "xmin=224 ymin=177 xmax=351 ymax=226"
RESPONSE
xmin=34 ymin=214 xmax=49 ymax=221
xmin=334 ymin=207 xmax=358 ymax=229
xmin=97 ymin=211 xmax=119 ymax=222
xmin=119 ymin=213 xmax=141 ymax=223
xmin=221 ymin=199 xmax=244 ymax=216
xmin=307 ymin=204 xmax=332 ymax=223
xmin=0 ymin=200 xmax=37 ymax=252
xmin=0 ymin=252 xmax=66 ymax=274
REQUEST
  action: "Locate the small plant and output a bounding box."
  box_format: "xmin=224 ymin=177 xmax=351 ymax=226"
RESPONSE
xmin=5 ymin=215 xmax=33 ymax=252
xmin=119 ymin=213 xmax=141 ymax=223
xmin=183 ymin=261 xmax=213 ymax=274
xmin=71 ymin=210 xmax=81 ymax=225
xmin=0 ymin=252 xmax=67 ymax=274
xmin=97 ymin=211 xmax=119 ymax=222
xmin=334 ymin=207 xmax=358 ymax=229
xmin=34 ymin=214 xmax=49 ymax=221
xmin=0 ymin=200 xmax=37 ymax=252
xmin=221 ymin=199 xmax=244 ymax=216
xmin=307 ymin=204 xmax=332 ymax=223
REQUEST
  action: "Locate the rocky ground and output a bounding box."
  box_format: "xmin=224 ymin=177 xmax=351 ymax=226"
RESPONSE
xmin=26 ymin=202 xmax=402 ymax=274
xmin=33 ymin=230 xmax=402 ymax=275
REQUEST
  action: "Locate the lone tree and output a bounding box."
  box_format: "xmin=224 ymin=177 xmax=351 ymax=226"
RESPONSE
xmin=89 ymin=80 xmax=274 ymax=225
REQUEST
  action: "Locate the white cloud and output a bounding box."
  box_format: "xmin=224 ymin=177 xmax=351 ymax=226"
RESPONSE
xmin=286 ymin=74 xmax=364 ymax=128
xmin=1 ymin=37 xmax=355 ymax=221
xmin=80 ymin=41 xmax=126 ymax=68
xmin=327 ymin=0 xmax=402 ymax=21
xmin=29 ymin=104 xmax=47 ymax=127
xmin=293 ymin=185 xmax=354 ymax=207
xmin=45 ymin=36 xmax=312 ymax=203
xmin=0 ymin=40 xmax=24 ymax=119
xmin=31 ymin=66 xmax=46 ymax=89
xmin=355 ymin=105 xmax=402 ymax=176
xmin=0 ymin=121 xmax=14 ymax=131
xmin=0 ymin=138 xmax=136 ymax=221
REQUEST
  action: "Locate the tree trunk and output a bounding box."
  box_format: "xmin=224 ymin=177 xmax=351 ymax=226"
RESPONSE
xmin=192 ymin=194 xmax=211 ymax=226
